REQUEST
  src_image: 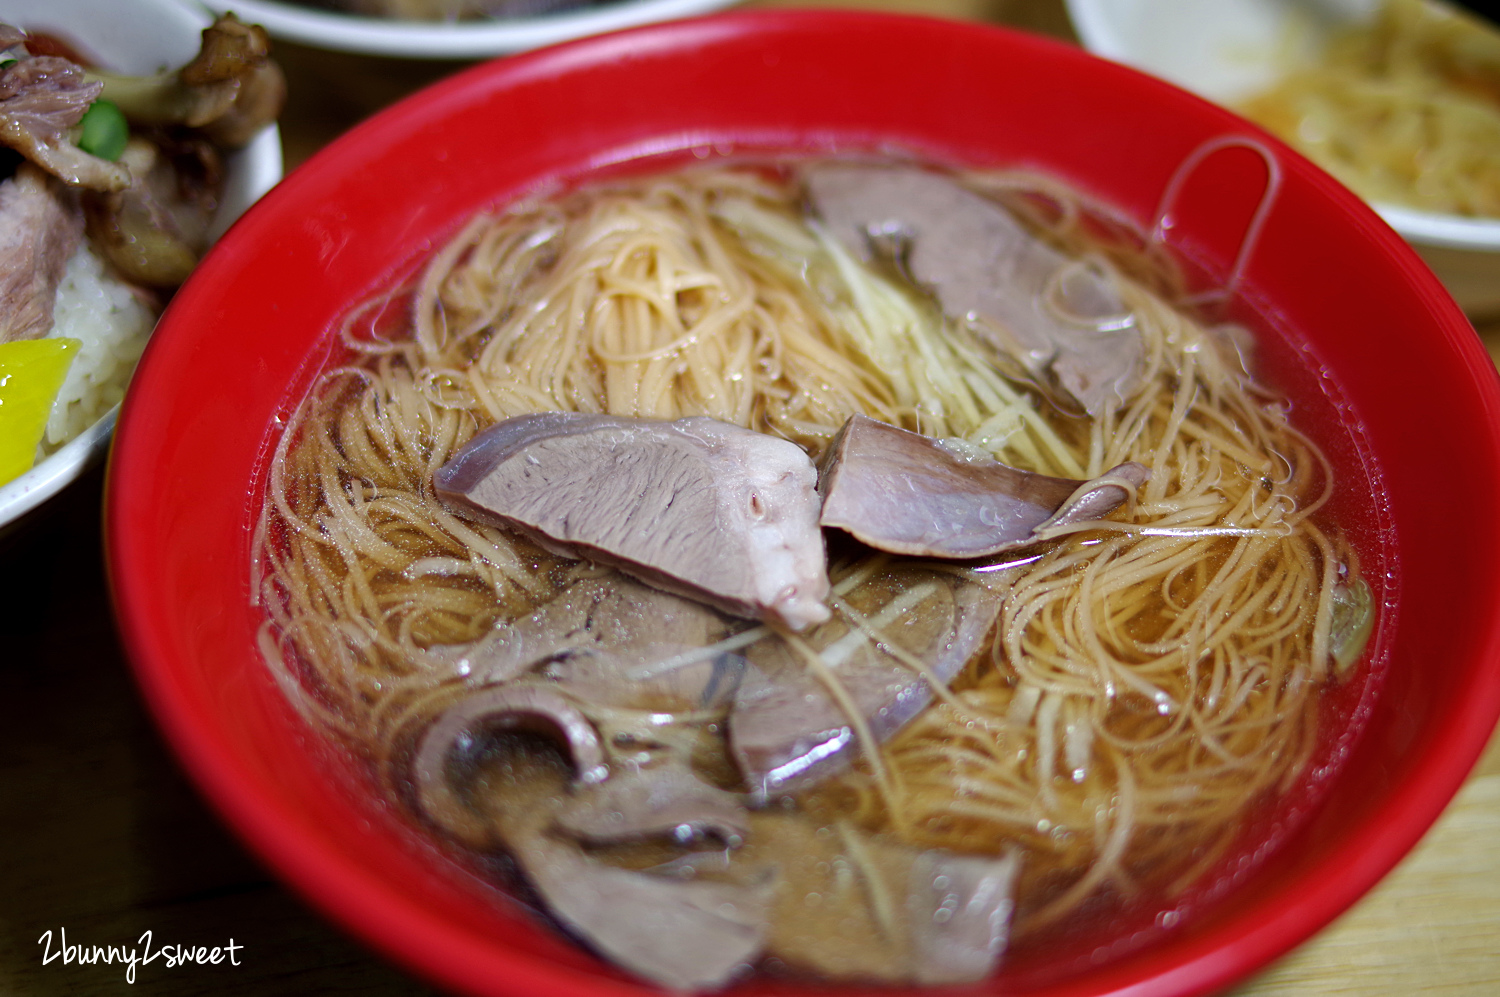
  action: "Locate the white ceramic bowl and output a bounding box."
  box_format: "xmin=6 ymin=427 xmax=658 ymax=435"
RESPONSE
xmin=1065 ymin=0 xmax=1500 ymax=315
xmin=194 ymin=0 xmax=739 ymax=59
xmin=0 ymin=0 xmax=283 ymax=536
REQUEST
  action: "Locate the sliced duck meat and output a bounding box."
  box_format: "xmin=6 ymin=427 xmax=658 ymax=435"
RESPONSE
xmin=444 ymin=724 xmax=769 ymax=991
xmin=0 ymin=51 xmax=130 ymax=191
xmin=413 ymin=684 xmax=607 ymax=848
xmin=429 ymin=580 xmax=605 ymax=687
xmin=725 ymin=814 xmax=1020 ymax=984
xmin=730 ymin=564 xmax=1003 ymax=800
xmin=435 ymin=412 xmax=830 ymax=631
xmin=516 ymin=828 xmax=768 ymax=991
xmin=554 ymin=762 xmax=750 ymax=847
xmin=804 ymin=164 xmax=1143 ymax=415
xmin=818 ymin=414 xmax=1150 ymax=559
xmin=437 ymin=574 xmax=749 ymax=714
xmin=538 ymin=579 xmax=750 ymax=715
xmin=550 ymin=642 xmax=748 ymax=717
xmin=0 ymin=164 xmax=83 ymax=343
xmin=907 ymin=849 xmax=1024 ymax=984
xmin=1038 ymin=463 xmax=1153 ymax=533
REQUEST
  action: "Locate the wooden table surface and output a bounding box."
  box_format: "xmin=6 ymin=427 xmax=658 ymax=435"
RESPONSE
xmin=3 ymin=1 xmax=1498 ymax=995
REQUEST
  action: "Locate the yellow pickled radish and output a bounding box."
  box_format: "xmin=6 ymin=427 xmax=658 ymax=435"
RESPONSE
xmin=0 ymin=338 xmax=80 ymax=486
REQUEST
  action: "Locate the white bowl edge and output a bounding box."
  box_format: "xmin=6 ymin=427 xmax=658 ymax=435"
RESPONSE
xmin=0 ymin=0 xmax=284 ymax=531
xmin=195 ymin=0 xmax=740 ymax=59
xmin=1062 ymin=0 xmax=1500 ymax=310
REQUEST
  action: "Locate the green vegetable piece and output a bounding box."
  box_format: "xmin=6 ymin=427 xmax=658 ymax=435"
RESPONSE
xmin=1329 ymin=576 xmax=1375 ymax=674
xmin=78 ymin=99 xmax=129 ymax=161
xmin=0 ymin=338 xmax=79 ymax=486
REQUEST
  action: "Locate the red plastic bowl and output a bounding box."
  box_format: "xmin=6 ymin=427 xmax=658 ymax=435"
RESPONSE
xmin=108 ymin=10 xmax=1500 ymax=997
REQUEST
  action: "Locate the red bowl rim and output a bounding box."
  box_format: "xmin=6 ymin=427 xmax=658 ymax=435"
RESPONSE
xmin=106 ymin=9 xmax=1500 ymax=997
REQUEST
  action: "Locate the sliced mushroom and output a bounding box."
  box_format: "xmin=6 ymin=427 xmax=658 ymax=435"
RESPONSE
xmin=435 ymin=412 xmax=831 ymax=631
xmin=805 ymin=164 xmax=1143 ymax=416
xmin=82 ymin=136 xmax=220 ymax=288
xmin=819 ymin=414 xmax=1149 ymax=559
xmin=88 ymin=14 xmax=285 ymax=150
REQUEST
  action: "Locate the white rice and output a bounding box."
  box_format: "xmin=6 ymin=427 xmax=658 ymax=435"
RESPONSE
xmin=42 ymin=245 xmax=155 ymax=451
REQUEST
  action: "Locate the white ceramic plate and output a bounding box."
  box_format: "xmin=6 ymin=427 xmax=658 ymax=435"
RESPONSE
xmin=194 ymin=0 xmax=739 ymax=59
xmin=1065 ymin=0 xmax=1500 ymax=310
xmin=0 ymin=0 xmax=283 ymax=534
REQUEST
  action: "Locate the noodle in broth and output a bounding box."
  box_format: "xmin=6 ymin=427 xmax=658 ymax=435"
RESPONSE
xmin=255 ymin=163 xmax=1365 ymax=982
